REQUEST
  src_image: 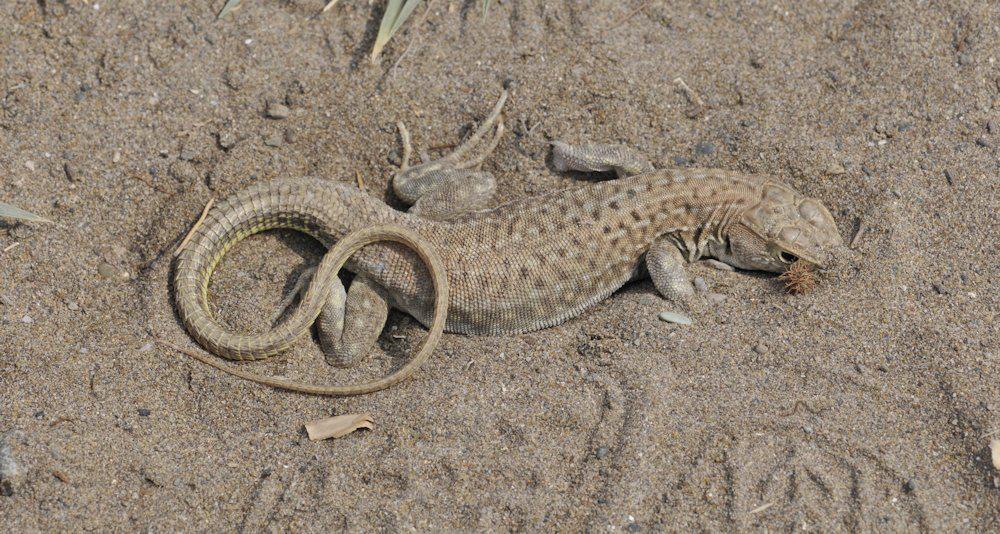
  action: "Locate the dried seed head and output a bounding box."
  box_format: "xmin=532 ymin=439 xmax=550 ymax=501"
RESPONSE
xmin=779 ymin=260 xmax=818 ymax=294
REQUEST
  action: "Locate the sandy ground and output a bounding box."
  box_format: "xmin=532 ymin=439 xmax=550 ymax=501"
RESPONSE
xmin=2 ymin=0 xmax=998 ymax=530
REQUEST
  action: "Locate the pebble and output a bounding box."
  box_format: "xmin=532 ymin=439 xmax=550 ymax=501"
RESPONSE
xmin=264 ymin=132 xmax=284 ymax=147
xmin=63 ymin=162 xmax=79 ymax=182
xmin=753 ymin=343 xmax=767 ymax=354
xmin=0 ymin=431 xmax=25 ymax=497
xmin=626 ymin=523 xmax=641 ymax=533
xmin=138 ymin=408 xmax=151 ymax=417
xmin=943 ymin=169 xmax=955 ymax=185
xmin=658 ymin=311 xmax=693 ymax=325
xmin=703 ymin=259 xmax=734 ymax=271
xmin=24 ymin=161 xmax=36 ymax=172
xmin=266 ymin=102 xmax=291 ymax=119
xmin=672 ymin=156 xmax=691 ymax=166
xmin=975 ymin=137 xmax=991 ymax=148
xmin=825 ymin=162 xmax=847 ymax=175
xmin=693 ymin=277 xmax=708 ymax=292
xmin=20 ymin=315 xmax=33 ymax=324
xmin=97 ymin=262 xmax=126 ymax=280
xmin=694 ymin=141 xmax=716 ymax=155
xmin=988 ymin=120 xmax=998 ymax=135
xmin=595 ymin=446 xmax=609 ymax=459
xmin=66 ymin=302 xmax=79 ymax=311
xmin=705 ymin=292 xmax=727 ymax=305
xmin=168 ymin=160 xmax=200 ymax=183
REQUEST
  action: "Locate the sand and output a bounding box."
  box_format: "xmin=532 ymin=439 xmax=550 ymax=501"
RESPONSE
xmin=1 ymin=0 xmax=998 ymax=530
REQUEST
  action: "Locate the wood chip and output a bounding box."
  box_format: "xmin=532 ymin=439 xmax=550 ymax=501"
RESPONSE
xmin=991 ymin=439 xmax=1000 ymax=471
xmin=304 ymin=413 xmax=374 ymax=441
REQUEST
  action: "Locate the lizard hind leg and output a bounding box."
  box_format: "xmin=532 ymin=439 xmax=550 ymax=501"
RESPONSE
xmin=551 ymin=141 xmax=654 ymax=178
xmin=646 ymin=238 xmax=697 ymax=309
xmin=392 ymin=89 xmax=507 ymax=205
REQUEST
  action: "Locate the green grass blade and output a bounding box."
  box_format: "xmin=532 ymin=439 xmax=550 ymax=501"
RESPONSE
xmin=482 ymin=0 xmax=491 ymax=17
xmin=371 ymin=0 xmax=422 ymax=62
xmin=217 ymin=0 xmax=243 ymax=20
xmin=390 ymin=0 xmax=421 ymax=35
xmin=0 ymin=202 xmax=51 ymax=223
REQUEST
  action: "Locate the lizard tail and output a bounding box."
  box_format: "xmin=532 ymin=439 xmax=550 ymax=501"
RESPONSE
xmin=171 ymin=178 xmax=449 ymax=395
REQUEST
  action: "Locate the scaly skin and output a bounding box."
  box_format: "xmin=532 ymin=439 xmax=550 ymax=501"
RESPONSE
xmin=174 ymin=169 xmax=843 ymax=359
xmin=172 ymin=92 xmax=844 ymax=395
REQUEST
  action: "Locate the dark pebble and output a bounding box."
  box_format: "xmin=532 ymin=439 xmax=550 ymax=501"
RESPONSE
xmin=138 ymin=408 xmax=151 ymax=417
xmin=672 ymin=156 xmax=691 ymax=166
xmin=694 ymin=141 xmax=716 ymax=155
xmin=932 ymin=283 xmax=949 ymax=295
xmin=627 ymin=523 xmax=641 ymax=532
xmin=975 ymin=137 xmax=990 ymax=148
xmin=903 ymin=480 xmax=915 ymax=493
xmin=33 ymin=411 xmax=44 ymax=419
xmin=63 ymin=162 xmax=78 ymax=182
xmin=943 ymin=169 xmax=954 ymax=185
xmin=988 ymin=120 xmax=998 ymax=134
xmin=897 ymin=122 xmax=913 ymax=133
xmin=596 ymin=446 xmax=609 ymax=459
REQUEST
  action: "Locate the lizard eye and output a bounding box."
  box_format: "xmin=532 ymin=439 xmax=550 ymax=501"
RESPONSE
xmin=779 ymin=251 xmax=798 ymax=264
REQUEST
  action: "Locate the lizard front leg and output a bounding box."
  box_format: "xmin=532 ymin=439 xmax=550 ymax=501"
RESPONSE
xmin=646 ymin=237 xmax=696 ymax=307
xmin=551 ymin=141 xmax=654 ymax=178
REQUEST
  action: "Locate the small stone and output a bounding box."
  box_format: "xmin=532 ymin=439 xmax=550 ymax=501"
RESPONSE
xmin=703 ymin=259 xmax=734 ymax=271
xmin=693 ymin=277 xmax=709 ymax=292
xmin=988 ymin=120 xmax=998 ymax=135
xmin=168 ymin=160 xmax=200 ymax=183
xmin=902 ymin=480 xmax=915 ymax=493
xmin=803 ymin=425 xmax=813 ymax=434
xmin=931 ymin=283 xmax=949 ymax=295
xmin=595 ymin=446 xmax=609 ymax=459
xmin=20 ymin=315 xmax=33 ymax=324
xmin=97 ymin=262 xmax=121 ymax=280
xmin=705 ymin=292 xmax=727 ymax=305
xmin=66 ymin=302 xmax=79 ymax=311
xmin=138 ymin=408 xmax=151 ymax=417
xmin=264 ymin=132 xmax=284 ymax=147
xmin=753 ymin=343 xmax=766 ymax=354
xmin=626 ymin=523 xmax=641 ymax=533
xmin=266 ymin=102 xmax=291 ymax=119
xmin=658 ymin=311 xmax=693 ymax=325
xmin=218 ymin=131 xmax=238 ymax=149
xmin=958 ymin=53 xmax=972 ymax=66
xmin=0 ymin=431 xmax=25 ymax=497
xmin=24 ymin=160 xmax=36 ymax=172
xmin=825 ymin=162 xmax=847 ymax=175
xmin=694 ymin=141 xmax=716 ymax=155
xmin=63 ymin=162 xmax=79 ymax=182
xmin=943 ymin=169 xmax=954 ymax=185
xmin=975 ymin=137 xmax=991 ymax=148
xmin=112 ymin=151 xmax=122 ymax=163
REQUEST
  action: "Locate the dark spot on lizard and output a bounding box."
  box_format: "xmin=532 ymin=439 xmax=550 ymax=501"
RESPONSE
xmin=626 ymin=189 xmax=637 ymax=199
xmin=608 ymin=200 xmax=620 ymax=210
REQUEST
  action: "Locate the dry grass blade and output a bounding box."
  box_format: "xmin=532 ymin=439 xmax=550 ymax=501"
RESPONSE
xmin=482 ymin=0 xmax=492 ymax=17
xmin=371 ymin=0 xmax=422 ymax=62
xmin=0 ymin=202 xmax=52 ymax=224
xmin=323 ymin=0 xmax=342 ymax=13
xmin=217 ymin=0 xmax=243 ymax=20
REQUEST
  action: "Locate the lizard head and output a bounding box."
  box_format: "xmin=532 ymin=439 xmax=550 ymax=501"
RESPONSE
xmin=713 ymin=182 xmax=844 ymax=273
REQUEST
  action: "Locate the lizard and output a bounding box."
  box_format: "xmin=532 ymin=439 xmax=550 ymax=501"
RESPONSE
xmin=172 ymin=89 xmax=845 ymax=393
